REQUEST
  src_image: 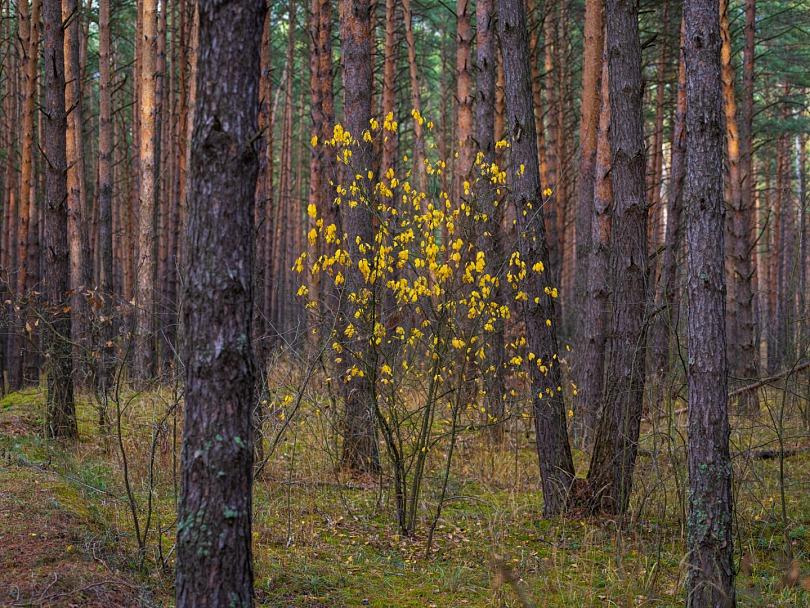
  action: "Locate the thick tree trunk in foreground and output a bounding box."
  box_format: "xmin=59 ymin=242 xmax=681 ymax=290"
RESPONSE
xmin=587 ymin=0 xmax=649 ymax=515
xmin=498 ymin=0 xmax=575 ymax=516
xmin=338 ymin=0 xmax=381 ymax=475
xmin=683 ymin=0 xmax=736 ymax=605
xmin=43 ymin=0 xmax=76 ymax=439
xmin=174 ymin=0 xmax=265 ymax=604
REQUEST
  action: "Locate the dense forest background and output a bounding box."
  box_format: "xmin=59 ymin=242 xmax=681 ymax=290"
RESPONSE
xmin=0 ymin=0 xmax=809 ymax=606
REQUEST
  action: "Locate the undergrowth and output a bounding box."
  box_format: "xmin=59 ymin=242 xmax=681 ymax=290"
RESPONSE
xmin=0 ymin=377 xmax=808 ymax=607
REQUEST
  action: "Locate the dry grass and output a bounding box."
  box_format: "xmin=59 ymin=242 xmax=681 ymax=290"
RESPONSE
xmin=0 ymin=369 xmax=808 ymax=607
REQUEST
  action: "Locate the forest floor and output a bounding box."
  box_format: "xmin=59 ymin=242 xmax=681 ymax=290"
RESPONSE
xmin=0 ymin=385 xmax=808 ymax=607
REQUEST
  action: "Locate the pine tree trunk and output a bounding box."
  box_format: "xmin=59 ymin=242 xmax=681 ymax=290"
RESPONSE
xmin=17 ymin=0 xmax=41 ymax=388
xmin=739 ymin=0 xmax=758 ymax=368
xmin=381 ymin=0 xmax=397 ymax=176
xmin=646 ymin=0 xmax=669 ymax=253
xmin=97 ymin=0 xmax=114 ymax=410
xmin=43 ymin=0 xmax=77 ymax=439
xmin=543 ymin=2 xmax=561 ymax=286
xmin=721 ymin=0 xmax=758 ymax=409
xmin=174 ymin=0 xmax=265 ymax=604
xmin=526 ymin=0 xmax=549 ymax=191
xmin=683 ymin=0 xmax=736 ymax=604
xmin=338 ymin=0 xmax=381 ymax=475
xmin=401 ymin=0 xmax=426 ymax=195
xmin=586 ymin=0 xmax=649 ymax=516
xmin=497 ymin=0 xmax=575 ymax=516
xmin=258 ymin=9 xmax=274 ymax=351
xmin=649 ymin=15 xmax=687 ymax=384
xmin=572 ymin=0 xmax=604 ymax=441
xmin=454 ymin=0 xmax=473 ymax=205
xmin=475 ymin=0 xmax=505 ymax=444
xmin=64 ymin=0 xmax=92 ymax=386
xmin=134 ymin=0 xmax=158 ymax=381
xmin=577 ymin=46 xmax=611 ymax=448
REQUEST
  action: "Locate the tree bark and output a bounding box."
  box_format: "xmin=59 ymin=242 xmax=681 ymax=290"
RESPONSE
xmin=381 ymin=0 xmax=397 ymax=177
xmin=97 ymin=0 xmax=114 ymax=409
xmin=572 ymin=0 xmax=604 ymax=441
xmin=15 ymin=0 xmax=42 ymax=388
xmin=526 ymin=0 xmax=549 ymax=191
xmin=64 ymin=0 xmax=92 ymax=385
xmin=646 ymin=0 xmax=669 ymax=254
xmin=543 ymin=1 xmax=561 ymax=287
xmin=338 ymin=0 xmax=381 ymax=475
xmin=134 ymin=0 xmax=158 ymax=380
xmin=738 ymin=0 xmax=757 ymax=369
xmin=497 ymin=0 xmax=575 ymax=516
xmin=174 ymin=0 xmax=265 ymax=604
xmin=649 ymin=15 xmax=687 ymax=384
xmin=454 ymin=0 xmax=473 ymax=205
xmin=683 ymin=0 xmax=736 ymax=604
xmin=43 ymin=0 xmax=77 ymax=439
xmin=721 ymin=0 xmax=758 ymax=408
xmin=475 ymin=0 xmax=505 ymax=443
xmin=401 ymin=0 xmax=425 ymax=195
xmin=577 ymin=46 xmax=611 ymax=448
xmin=586 ymin=0 xmax=649 ymax=516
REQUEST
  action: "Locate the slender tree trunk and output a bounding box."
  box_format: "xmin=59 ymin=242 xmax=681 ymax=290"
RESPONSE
xmin=497 ymin=0 xmax=575 ymax=516
xmin=683 ymin=0 xmax=736 ymax=604
xmin=586 ymin=0 xmax=649 ymax=516
xmin=338 ymin=0 xmax=381 ymax=475
xmin=720 ymin=0 xmax=758 ymax=408
xmin=258 ymin=8 xmax=274 ymax=350
xmin=647 ymin=0 xmax=669 ymax=253
xmin=454 ymin=0 xmax=473 ymax=205
xmin=43 ymin=0 xmax=77 ymax=439
xmin=154 ymin=0 xmax=167 ymax=368
xmin=577 ymin=46 xmax=611 ymax=447
xmin=771 ymin=104 xmax=787 ymax=372
xmin=543 ymin=1 xmax=561 ymax=286
xmin=381 ymin=0 xmax=397 ymax=177
xmin=98 ymin=0 xmax=113 ymax=297
xmin=527 ymin=0 xmax=549 ymax=191
xmin=64 ymin=0 xmax=92 ymax=385
xmin=401 ymin=0 xmax=425 ymax=194
xmin=572 ymin=0 xmax=604 ymax=441
xmin=97 ymin=0 xmax=114 ymax=407
xmin=475 ymin=0 xmax=505 ymax=444
xmin=650 ymin=15 xmax=687 ymax=383
xmin=644 ymin=1 xmax=669 ymax=343
xmin=739 ymin=0 xmax=756 ymax=339
xmin=16 ymin=0 xmax=41 ymax=388
xmin=134 ymin=0 xmax=158 ymax=381
xmin=274 ymin=0 xmax=295 ymax=340
xmin=799 ymin=133 xmax=808 ymax=347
